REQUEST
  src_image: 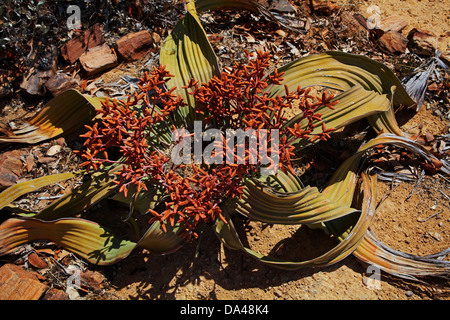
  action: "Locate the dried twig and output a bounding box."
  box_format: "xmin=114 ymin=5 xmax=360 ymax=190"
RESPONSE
xmin=420 ymin=210 xmax=443 ymax=222
xmin=439 ymin=189 xmax=450 ymax=201
xmin=406 ymin=169 xmax=425 ymax=200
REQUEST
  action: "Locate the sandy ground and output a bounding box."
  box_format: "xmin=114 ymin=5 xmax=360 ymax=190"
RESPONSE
xmin=336 ymin=0 xmax=449 ymax=53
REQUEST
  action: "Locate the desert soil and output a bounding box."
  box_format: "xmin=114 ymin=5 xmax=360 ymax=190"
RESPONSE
xmin=0 ymin=0 xmax=449 ymax=301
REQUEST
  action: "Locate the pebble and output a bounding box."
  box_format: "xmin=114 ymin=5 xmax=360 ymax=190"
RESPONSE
xmin=433 ymin=109 xmax=442 ymax=117
xmin=46 ymin=145 xmax=62 ymax=156
xmin=429 ymin=232 xmax=443 ymax=241
xmin=274 ymin=288 xmax=283 ymax=298
xmin=405 ymin=290 xmax=414 ymax=297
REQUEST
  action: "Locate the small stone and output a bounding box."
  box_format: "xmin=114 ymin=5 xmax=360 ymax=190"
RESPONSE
xmin=27 ymin=252 xmax=48 ymax=269
xmin=0 ymin=150 xmax=22 ymax=188
xmin=405 ymin=290 xmax=414 ymax=297
xmin=380 ymin=16 xmax=408 ymax=32
xmin=429 ymin=232 xmax=443 ymax=241
xmin=45 ymin=73 xmax=79 ymax=96
xmin=274 ymin=288 xmax=283 ymax=297
xmin=407 ymin=28 xmax=438 ymax=56
xmin=270 ymin=0 xmax=296 ymax=13
xmin=42 ymin=288 xmax=70 ymax=300
xmin=37 ymin=156 xmax=57 ymax=164
xmin=116 ymin=30 xmax=154 ymax=62
xmin=46 ymin=145 xmax=62 ymax=156
xmin=60 ymin=24 xmax=104 ymax=64
xmin=151 ymin=32 xmax=162 ymax=44
xmin=378 ymin=31 xmax=408 ymax=54
xmin=310 ymin=0 xmax=340 ymax=16
xmin=80 ymin=270 xmax=105 ymax=291
xmin=55 ymin=137 xmax=66 ymax=146
xmin=79 ymin=44 xmax=118 ymax=76
xmin=433 ymin=109 xmax=442 ymax=117
xmin=275 ymin=29 xmax=287 ymax=38
xmin=25 ymin=154 xmax=34 ymax=172
xmin=0 ymin=264 xmax=48 ymax=300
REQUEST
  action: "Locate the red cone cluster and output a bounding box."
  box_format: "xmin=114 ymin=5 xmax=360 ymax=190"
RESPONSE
xmin=79 ymin=51 xmax=337 ymax=239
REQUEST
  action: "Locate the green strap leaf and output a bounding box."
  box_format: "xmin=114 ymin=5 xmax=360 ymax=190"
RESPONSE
xmin=322 ymin=133 xmax=450 ymax=278
xmin=33 ymin=170 xmax=119 ymax=221
xmin=0 ymin=90 xmax=99 ymax=144
xmin=160 ymin=9 xmax=220 ymax=124
xmin=354 ymin=230 xmax=450 ymax=280
xmin=0 ymin=216 xmax=184 ymax=265
xmin=0 ymin=217 xmax=136 ymax=265
xmin=214 ymin=173 xmax=376 ymax=270
xmin=0 ymin=172 xmax=77 ymax=212
xmin=271 ymin=51 xmax=415 ymax=138
xmin=236 ymin=178 xmax=358 ymax=225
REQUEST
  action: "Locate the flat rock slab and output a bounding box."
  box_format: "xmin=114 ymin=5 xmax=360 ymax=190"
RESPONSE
xmin=407 ymin=28 xmax=438 ymax=56
xmin=60 ymin=24 xmax=104 ymax=64
xmin=380 ymin=16 xmax=408 ymax=33
xmin=379 ymin=30 xmax=408 ymax=54
xmin=116 ymin=30 xmax=154 ymax=61
xmin=0 ymin=150 xmax=23 ymax=188
xmin=45 ymin=73 xmax=80 ymax=96
xmin=0 ymin=264 xmax=48 ymax=300
xmin=79 ymin=44 xmax=118 ymax=76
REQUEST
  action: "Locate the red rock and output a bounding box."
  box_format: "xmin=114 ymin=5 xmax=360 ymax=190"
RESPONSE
xmin=60 ymin=24 xmax=104 ymax=64
xmin=427 ymin=82 xmax=441 ymax=91
xmin=352 ymin=13 xmax=369 ymax=30
xmin=207 ymin=33 xmax=224 ymax=43
xmin=79 ymin=44 xmax=118 ymax=76
xmin=424 ymin=132 xmax=435 ymax=143
xmin=0 ymin=150 xmax=22 ymax=188
xmin=80 ymin=270 xmax=105 ymax=291
xmin=340 ymin=12 xmax=370 ymax=38
xmin=116 ymin=30 xmax=154 ymax=62
xmin=407 ymin=28 xmax=438 ymax=56
xmin=269 ymin=0 xmax=296 ymax=13
xmin=55 ymin=137 xmax=66 ymax=146
xmin=25 ymin=154 xmax=34 ymax=172
xmin=380 ymin=16 xmax=407 ymax=33
xmin=0 ymin=264 xmax=48 ymax=300
xmin=20 ymin=48 xmax=58 ymax=96
xmin=310 ymin=0 xmax=339 ymax=16
xmin=378 ymin=30 xmax=408 ymax=54
xmin=27 ymin=252 xmax=48 ymax=269
xmin=45 ymin=73 xmax=80 ymax=96
xmin=42 ymin=288 xmax=69 ymax=300
xmin=275 ymin=29 xmax=287 ymax=38
xmin=37 ymin=156 xmax=56 ymax=164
